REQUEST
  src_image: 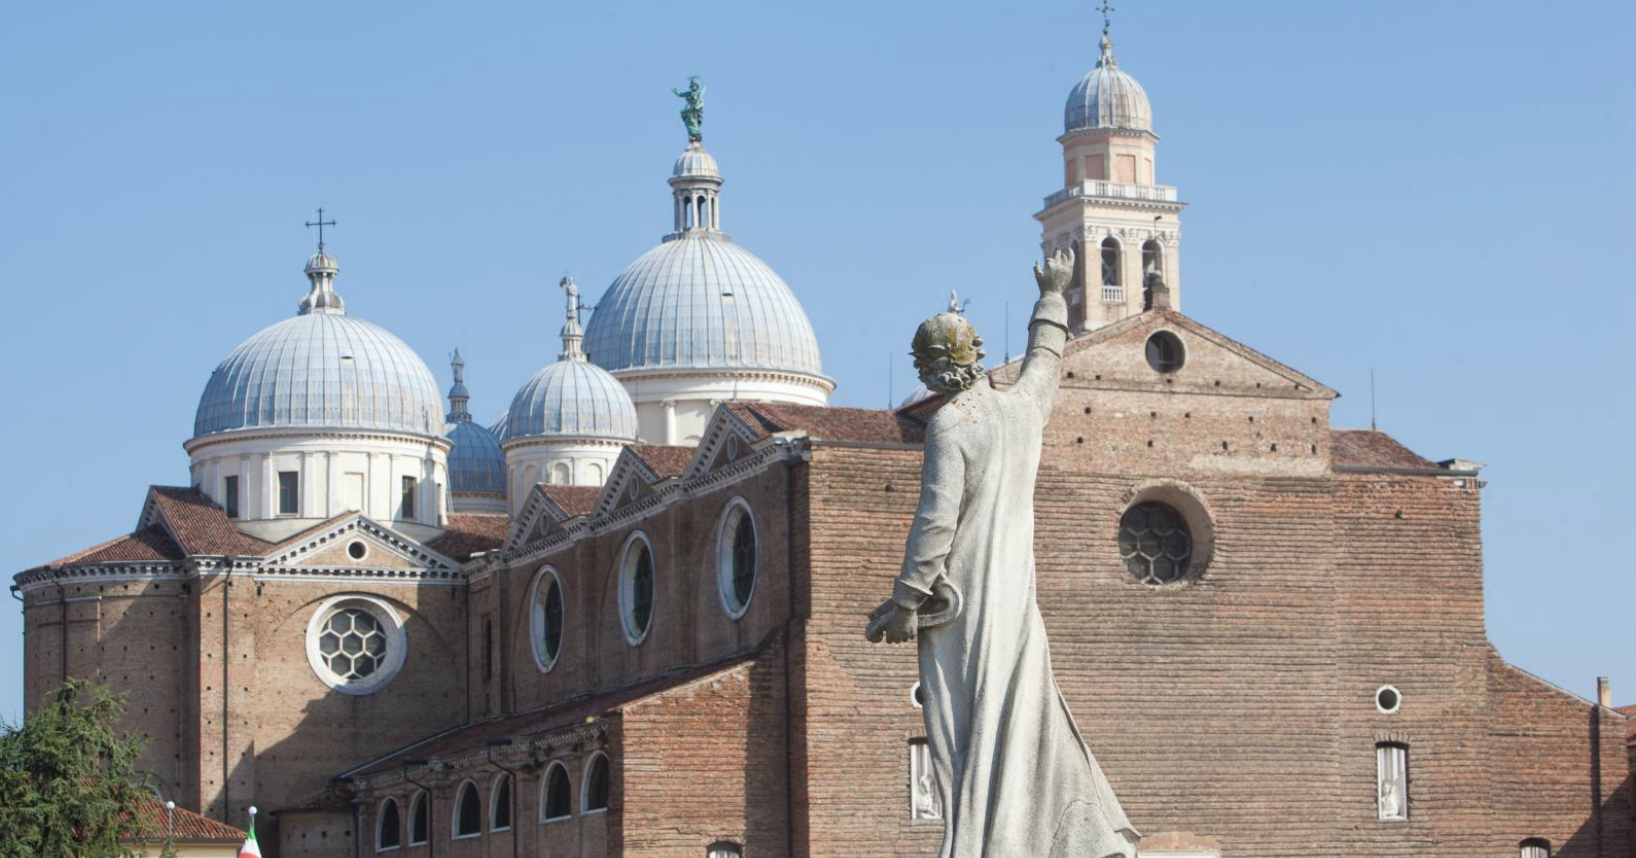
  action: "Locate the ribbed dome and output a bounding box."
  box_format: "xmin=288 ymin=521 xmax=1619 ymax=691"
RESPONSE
xmin=505 ymin=359 xmax=638 ymax=441
xmin=1065 ymin=35 xmax=1152 ymax=134
xmin=445 ymin=420 xmax=506 ymax=494
xmin=193 ymin=313 xmax=443 ymax=439
xmin=673 ymin=141 xmax=720 ymax=179
xmin=583 ymin=233 xmax=824 ymax=377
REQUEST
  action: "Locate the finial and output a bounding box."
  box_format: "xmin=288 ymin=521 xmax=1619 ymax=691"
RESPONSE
xmin=559 ymin=277 xmax=587 ymax=361
xmin=446 ymin=348 xmax=471 ymax=421
xmin=305 ymin=208 xmax=336 ymax=253
xmin=947 ymin=290 xmax=970 ymax=315
xmin=1096 ymin=0 xmax=1116 ymax=65
xmin=1098 ymin=0 xmax=1115 ymax=37
xmin=673 ymin=76 xmax=705 ymax=143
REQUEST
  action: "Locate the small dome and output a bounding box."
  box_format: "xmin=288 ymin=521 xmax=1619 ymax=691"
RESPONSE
xmin=305 ymin=250 xmax=338 ymax=274
xmin=445 ymin=419 xmax=505 ymax=495
xmin=583 ymin=234 xmax=824 ymax=377
xmin=673 ymin=141 xmax=720 ymax=179
xmin=505 ymin=359 xmax=638 ymax=441
xmin=1064 ymin=36 xmax=1152 ymax=134
xmin=194 ymin=313 xmax=443 ymax=439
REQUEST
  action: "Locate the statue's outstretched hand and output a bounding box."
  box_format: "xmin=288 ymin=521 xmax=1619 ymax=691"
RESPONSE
xmin=1033 ymin=248 xmax=1075 ymax=297
xmin=865 ymin=598 xmax=917 ymax=644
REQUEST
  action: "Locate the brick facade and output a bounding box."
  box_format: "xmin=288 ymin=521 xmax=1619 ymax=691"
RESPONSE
xmin=16 ymin=311 xmax=1631 ymax=858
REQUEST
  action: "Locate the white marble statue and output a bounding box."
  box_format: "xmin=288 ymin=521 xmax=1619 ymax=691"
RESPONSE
xmin=866 ymin=250 xmax=1139 ymax=858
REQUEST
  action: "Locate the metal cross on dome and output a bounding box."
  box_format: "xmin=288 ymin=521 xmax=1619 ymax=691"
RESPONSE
xmin=1098 ymin=0 xmax=1115 ymax=35
xmin=305 ymin=208 xmax=337 ymax=251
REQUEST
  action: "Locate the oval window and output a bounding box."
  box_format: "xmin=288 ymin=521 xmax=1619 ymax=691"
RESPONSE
xmin=619 ymin=535 xmax=656 ymax=645
xmin=716 ymin=501 xmax=757 ymax=618
xmin=530 ymin=568 xmax=565 ymax=672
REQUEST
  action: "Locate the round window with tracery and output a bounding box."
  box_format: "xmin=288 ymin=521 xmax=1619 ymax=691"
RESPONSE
xmin=716 ymin=500 xmax=757 ymax=619
xmin=305 ymin=596 xmax=406 ymax=694
xmin=1119 ymin=501 xmax=1193 ymax=585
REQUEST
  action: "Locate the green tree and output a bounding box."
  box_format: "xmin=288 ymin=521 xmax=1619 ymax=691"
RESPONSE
xmin=0 ymin=679 xmax=167 ymax=858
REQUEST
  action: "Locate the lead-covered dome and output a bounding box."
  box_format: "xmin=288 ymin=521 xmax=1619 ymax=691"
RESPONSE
xmin=507 ymin=278 xmax=639 ymax=442
xmin=442 ymin=349 xmax=506 ymax=496
xmin=193 ymin=254 xmax=442 ymax=439
xmin=1065 ymin=35 xmax=1152 ymax=134
xmin=583 ymin=233 xmax=824 ymax=376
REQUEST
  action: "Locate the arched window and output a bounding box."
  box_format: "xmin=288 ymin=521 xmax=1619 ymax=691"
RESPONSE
xmin=716 ymin=499 xmax=757 ymax=618
xmin=490 ymin=773 xmax=512 ymax=832
xmin=541 ymin=761 xmax=572 ymax=822
xmin=530 ymin=567 xmax=565 ymax=672
xmin=1375 ymin=742 xmax=1408 ymax=821
xmin=550 ymin=462 xmax=570 ymax=484
xmin=1141 ymin=239 xmax=1163 ymax=278
xmin=377 ymin=798 xmax=402 ymax=851
xmin=1520 ymin=839 xmax=1551 ymax=858
xmin=582 ymin=752 xmax=610 ymax=813
xmin=1100 ymin=237 xmax=1121 ymax=286
xmin=587 ymin=462 xmax=604 ymax=484
xmin=618 ymin=533 xmax=656 ymax=645
xmin=453 ymin=781 xmax=482 ymax=838
xmin=408 ymin=791 xmax=430 ymax=846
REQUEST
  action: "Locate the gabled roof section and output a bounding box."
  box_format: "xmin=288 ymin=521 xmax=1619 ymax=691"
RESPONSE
xmin=990 ymin=309 xmax=1335 ymax=400
xmin=726 ymin=402 xmax=925 ymax=445
xmin=346 ymin=649 xmax=761 ymax=779
xmin=595 ymin=444 xmax=694 ymax=519
xmin=259 ymin=512 xmax=459 ymax=573
xmin=1331 ymin=429 xmax=1437 ymax=471
xmin=426 ymin=513 xmax=508 ymax=562
xmin=121 ymin=798 xmax=246 ymax=843
xmin=508 ymin=483 xmax=603 ymax=550
xmin=139 ymin=486 xmax=272 ymax=557
xmin=45 ymin=526 xmax=184 ymax=567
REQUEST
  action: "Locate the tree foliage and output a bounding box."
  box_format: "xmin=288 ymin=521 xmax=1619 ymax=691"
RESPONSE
xmin=0 ymin=679 xmax=162 ymax=858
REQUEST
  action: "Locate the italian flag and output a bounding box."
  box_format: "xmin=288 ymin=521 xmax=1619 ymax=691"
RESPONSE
xmin=239 ymin=807 xmax=262 ymax=858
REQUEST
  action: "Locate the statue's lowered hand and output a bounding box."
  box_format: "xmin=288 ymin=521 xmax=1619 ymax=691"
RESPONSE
xmin=865 ymin=599 xmax=917 ymax=644
xmin=1033 ymin=248 xmax=1075 ymax=296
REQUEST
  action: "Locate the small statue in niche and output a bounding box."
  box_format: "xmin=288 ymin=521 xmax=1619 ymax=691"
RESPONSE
xmin=866 ymin=249 xmax=1139 ymax=858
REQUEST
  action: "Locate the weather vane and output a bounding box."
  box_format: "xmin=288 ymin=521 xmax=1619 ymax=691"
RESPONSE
xmin=1098 ymin=0 xmax=1115 ymax=35
xmin=305 ymin=208 xmax=336 ymax=251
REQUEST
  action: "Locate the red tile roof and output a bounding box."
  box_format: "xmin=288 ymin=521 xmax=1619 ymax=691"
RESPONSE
xmin=727 ymin=402 xmax=925 ymax=445
xmin=1617 ymin=704 xmax=1635 ymax=742
xmin=1330 ymin=429 xmax=1436 ymax=471
xmin=539 ymin=484 xmax=602 ymax=518
xmin=425 ymin=513 xmax=509 ymax=561
xmin=631 ymin=444 xmax=696 ymax=478
xmin=149 ymin=486 xmax=273 ymax=556
xmin=349 ymin=651 xmax=761 ymax=777
xmin=122 ymin=798 xmax=245 ymax=843
xmin=48 ymin=526 xmax=183 ymax=566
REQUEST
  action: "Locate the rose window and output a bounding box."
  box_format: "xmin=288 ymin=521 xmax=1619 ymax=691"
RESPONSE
xmin=316 ymin=608 xmax=388 ymax=680
xmin=1119 ymin=501 xmax=1192 ymax=585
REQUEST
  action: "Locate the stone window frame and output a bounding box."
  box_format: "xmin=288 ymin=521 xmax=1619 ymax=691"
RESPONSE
xmin=528 ymin=565 xmax=566 ymax=674
xmin=407 ymin=790 xmax=430 ymax=846
xmin=1520 ymin=838 xmax=1551 ymax=858
xmin=375 ymin=797 xmax=402 ymax=852
xmin=616 ymin=531 xmax=657 ymax=647
xmin=581 ymin=751 xmax=610 ymax=815
xmin=908 ymin=737 xmax=942 ymax=821
xmin=1115 ymin=481 xmax=1215 ymax=587
xmin=304 ymin=594 xmax=408 ymax=696
xmin=452 ymin=779 xmax=482 ymax=840
xmin=489 ymin=772 xmax=513 ymax=833
xmin=1375 ymin=741 xmax=1409 ymax=822
xmin=714 ymin=497 xmax=759 ymax=621
xmin=707 ymin=843 xmax=744 ymax=858
xmin=540 ymin=760 xmax=573 ymax=823
xmin=1375 ymin=684 xmax=1402 ymax=714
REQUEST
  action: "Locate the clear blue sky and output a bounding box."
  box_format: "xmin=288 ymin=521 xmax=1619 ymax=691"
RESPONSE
xmin=1 ymin=1 xmax=1631 ymax=723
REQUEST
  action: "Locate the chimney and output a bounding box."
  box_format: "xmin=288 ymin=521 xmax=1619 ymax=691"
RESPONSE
xmin=1145 ymin=272 xmax=1172 ymax=311
xmin=1596 ymin=676 xmax=1611 ymax=708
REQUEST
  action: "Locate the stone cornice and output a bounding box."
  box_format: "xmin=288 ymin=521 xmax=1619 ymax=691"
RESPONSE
xmin=184 ymin=426 xmax=454 ymax=456
xmin=608 ymin=366 xmax=836 ymax=393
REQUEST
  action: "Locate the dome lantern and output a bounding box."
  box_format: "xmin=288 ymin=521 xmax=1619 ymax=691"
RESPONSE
xmin=443 ymin=348 xmax=507 ymax=512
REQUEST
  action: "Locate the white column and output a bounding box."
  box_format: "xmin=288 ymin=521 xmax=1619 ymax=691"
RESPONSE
xmin=662 ymin=400 xmax=677 ymax=445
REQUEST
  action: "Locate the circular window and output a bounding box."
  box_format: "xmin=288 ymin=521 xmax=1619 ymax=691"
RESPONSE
xmin=1145 ymin=330 xmax=1185 ymax=373
xmin=305 ymin=595 xmax=406 ymax=694
xmin=347 ymin=540 xmax=368 ymax=561
xmin=1376 ymin=685 xmax=1402 ymax=714
xmin=910 ymin=682 xmax=925 ymax=709
xmin=530 ymin=567 xmax=565 ymax=672
xmin=716 ymin=499 xmax=757 ymax=619
xmin=618 ymin=533 xmax=656 ymax=645
xmin=1119 ymin=501 xmax=1193 ymax=585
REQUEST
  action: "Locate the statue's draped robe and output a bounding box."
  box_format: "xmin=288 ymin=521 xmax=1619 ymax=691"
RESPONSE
xmin=895 ymin=293 xmax=1138 ymax=858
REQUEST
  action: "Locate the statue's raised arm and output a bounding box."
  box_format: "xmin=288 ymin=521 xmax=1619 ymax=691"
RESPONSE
xmin=673 ymin=76 xmax=705 ymax=142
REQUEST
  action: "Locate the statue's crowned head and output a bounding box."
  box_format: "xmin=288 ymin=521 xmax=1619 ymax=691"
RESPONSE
xmin=911 ymin=311 xmax=986 ymax=394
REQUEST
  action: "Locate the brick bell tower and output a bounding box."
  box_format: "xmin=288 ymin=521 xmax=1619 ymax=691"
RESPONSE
xmin=1036 ymin=11 xmax=1186 ymax=332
